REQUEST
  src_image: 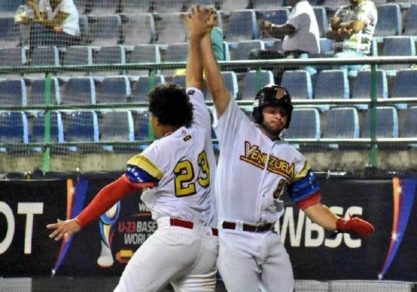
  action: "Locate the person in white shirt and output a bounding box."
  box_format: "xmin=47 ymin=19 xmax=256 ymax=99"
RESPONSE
xmin=25 ymin=0 xmax=80 ymax=59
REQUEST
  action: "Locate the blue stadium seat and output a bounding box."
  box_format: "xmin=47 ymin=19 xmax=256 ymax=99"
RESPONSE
xmin=363 ymin=106 xmax=398 ymax=138
xmin=284 ymin=108 xmax=321 ymax=150
xmin=313 ymin=6 xmax=328 ymax=38
xmin=61 ymin=77 xmax=96 ymax=104
xmin=0 ymin=111 xmax=29 ymax=152
xmin=224 ymin=9 xmax=259 ymax=42
xmin=374 ymin=4 xmax=402 ymax=37
xmin=133 ymin=109 xmax=152 ymax=150
xmin=64 ymin=110 xmax=100 ymax=152
xmin=0 ymin=0 xmax=24 ymax=16
xmin=130 ymin=75 xmax=166 ymax=102
xmin=94 ymin=46 xmax=126 ymax=65
xmin=227 ymin=40 xmax=265 ymax=61
xmin=0 ymin=79 xmax=27 ymax=106
xmin=252 ymin=0 xmax=286 ymax=10
xmin=241 ymin=70 xmax=274 ymax=100
xmin=281 ymin=70 xmax=313 ymax=100
xmin=162 ymin=42 xmax=188 ymax=75
xmin=390 ymin=69 xmax=417 ymax=109
xmin=62 ymin=45 xmax=93 ymax=67
xmin=87 ymin=0 xmax=121 ymax=15
xmin=401 ymin=107 xmax=417 ymax=144
xmin=324 ymin=107 xmax=360 ymax=149
xmin=255 ymin=8 xmax=289 ymax=27
xmin=0 ymin=17 xmax=22 ymax=48
xmin=404 ymin=4 xmax=417 ymax=37
xmin=154 ymin=12 xmax=187 ymax=44
xmin=88 ymin=15 xmax=123 ymax=46
xmin=126 ymin=44 xmax=161 ymax=75
xmin=30 ymin=111 xmax=64 ymax=152
xmin=31 ymin=46 xmax=60 ymax=66
xmin=27 ymin=77 xmax=61 ymax=105
xmin=171 ymin=74 xmax=186 ymax=89
xmin=0 ymin=47 xmax=26 ymax=68
xmin=100 ymin=110 xmax=135 ymax=152
xmin=121 ymin=13 xmax=156 ymax=45
xmin=153 ymin=0 xmax=185 ymax=12
xmin=379 ymin=36 xmax=416 ymax=73
xmin=120 ymin=0 xmax=152 ymax=13
xmin=96 ymin=76 xmax=131 ymax=104
xmin=206 ymin=71 xmax=239 ymax=100
xmin=218 ymin=0 xmax=251 ymax=10
xmin=351 ymin=69 xmax=388 ymax=109
xmin=314 ymin=69 xmax=349 ymax=105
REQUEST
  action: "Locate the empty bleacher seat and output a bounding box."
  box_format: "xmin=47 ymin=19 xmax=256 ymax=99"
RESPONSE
xmin=0 ymin=17 xmax=22 ymax=48
xmin=154 ymin=12 xmax=187 ymax=44
xmin=30 ymin=111 xmax=64 ymax=145
xmin=31 ymin=46 xmax=60 ymax=66
xmin=100 ymin=110 xmax=135 ymax=152
xmin=162 ymin=42 xmax=188 ymax=75
xmin=224 ymin=9 xmax=259 ymax=42
xmin=0 ymin=47 xmax=26 ymax=68
xmin=88 ymin=15 xmax=123 ymax=46
xmin=314 ymin=69 xmax=349 ymax=101
xmin=120 ymin=0 xmax=152 ymax=13
xmin=96 ymin=76 xmax=131 ymax=104
xmin=87 ymin=0 xmax=121 ymax=15
xmin=133 ymin=109 xmax=152 ymax=149
xmin=404 ymin=4 xmax=417 ymax=37
xmin=362 ymin=106 xmax=398 ymax=138
xmin=0 ymin=111 xmax=29 ymax=151
xmin=227 ymin=40 xmax=265 ymax=61
xmin=374 ymin=4 xmax=402 ymax=37
xmin=401 ymin=106 xmax=417 ymax=139
xmin=126 ymin=44 xmax=161 ymax=75
xmin=390 ymin=69 xmax=417 ymax=108
xmin=122 ymin=13 xmax=156 ymax=45
xmin=61 ymin=77 xmax=96 ymax=104
xmin=131 ymin=75 xmax=166 ymax=102
xmin=27 ymin=77 xmax=61 ymax=105
xmin=284 ymin=108 xmax=321 ymax=147
xmin=255 ymin=8 xmax=289 ymax=26
xmin=252 ymin=0 xmax=286 ymax=10
xmin=324 ymin=107 xmax=360 ymax=148
xmin=152 ymin=0 xmax=185 ymax=13
xmin=218 ymin=0 xmax=251 ymax=10
xmin=63 ymin=45 xmax=93 ymax=66
xmin=351 ymin=69 xmax=388 ymax=109
xmin=0 ymin=0 xmax=24 ymax=16
xmin=206 ymin=71 xmax=239 ymax=100
xmin=313 ymin=6 xmax=328 ymax=38
xmin=240 ymin=70 xmax=274 ymax=100
xmin=0 ymin=79 xmax=27 ymax=106
xmin=379 ymin=36 xmax=416 ymax=73
xmin=281 ymin=70 xmax=313 ymax=100
xmin=94 ymin=46 xmax=126 ymax=65
xmin=64 ymin=110 xmax=100 ymax=152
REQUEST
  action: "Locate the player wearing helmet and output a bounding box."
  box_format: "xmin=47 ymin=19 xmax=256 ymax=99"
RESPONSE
xmin=186 ymin=6 xmax=374 ymax=292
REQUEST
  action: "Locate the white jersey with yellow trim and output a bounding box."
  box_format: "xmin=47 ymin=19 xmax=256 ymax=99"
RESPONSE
xmin=214 ymin=99 xmax=312 ymax=224
xmin=126 ymin=88 xmax=216 ymax=226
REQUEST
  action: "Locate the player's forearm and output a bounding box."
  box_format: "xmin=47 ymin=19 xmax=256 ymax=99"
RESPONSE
xmin=76 ymin=175 xmax=137 ymax=228
xmin=186 ymin=37 xmax=204 ymax=90
xmin=201 ymin=34 xmax=230 ymax=117
xmin=303 ymin=203 xmax=339 ymax=231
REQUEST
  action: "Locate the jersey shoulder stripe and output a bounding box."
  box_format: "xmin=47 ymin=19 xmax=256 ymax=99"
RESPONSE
xmin=126 ymin=164 xmax=160 ymax=184
xmin=127 ymin=154 xmax=163 ymax=180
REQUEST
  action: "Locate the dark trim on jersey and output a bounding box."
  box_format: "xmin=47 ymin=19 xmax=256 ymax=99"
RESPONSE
xmin=297 ymin=191 xmax=322 ymax=209
xmin=287 ymin=170 xmax=320 ymax=203
xmin=126 ymin=164 xmax=160 ymax=186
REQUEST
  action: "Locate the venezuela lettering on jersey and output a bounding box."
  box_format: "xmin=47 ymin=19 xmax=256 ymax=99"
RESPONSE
xmin=240 ymin=141 xmax=295 ymax=180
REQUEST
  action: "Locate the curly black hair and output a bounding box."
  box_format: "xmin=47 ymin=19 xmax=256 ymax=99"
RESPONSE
xmin=148 ymin=83 xmax=193 ymax=128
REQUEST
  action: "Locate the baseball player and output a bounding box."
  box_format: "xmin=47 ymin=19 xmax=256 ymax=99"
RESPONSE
xmin=46 ymin=9 xmax=218 ymax=291
xmin=187 ymin=6 xmax=375 ymax=292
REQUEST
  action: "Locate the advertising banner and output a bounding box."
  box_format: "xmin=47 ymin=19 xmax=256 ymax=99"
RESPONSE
xmin=0 ymin=174 xmax=416 ymax=281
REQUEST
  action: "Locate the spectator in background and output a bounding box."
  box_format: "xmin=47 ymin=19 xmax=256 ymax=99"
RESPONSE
xmin=253 ymin=0 xmax=320 ymax=81
xmin=24 ymin=0 xmax=80 ymax=59
xmin=208 ymin=6 xmax=224 ymax=62
xmin=326 ymin=0 xmax=378 ymax=76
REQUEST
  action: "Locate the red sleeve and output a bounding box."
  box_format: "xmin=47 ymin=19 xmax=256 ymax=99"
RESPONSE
xmin=297 ymin=191 xmax=322 ymax=210
xmin=75 ymin=174 xmax=150 ymax=228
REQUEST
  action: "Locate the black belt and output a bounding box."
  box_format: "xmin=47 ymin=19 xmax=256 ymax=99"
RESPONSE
xmin=169 ymin=218 xmax=218 ymax=236
xmin=222 ymin=221 xmax=274 ymax=233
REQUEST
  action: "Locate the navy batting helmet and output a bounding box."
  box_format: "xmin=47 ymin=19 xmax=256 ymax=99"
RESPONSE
xmin=252 ymin=85 xmax=293 ymax=128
